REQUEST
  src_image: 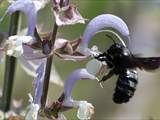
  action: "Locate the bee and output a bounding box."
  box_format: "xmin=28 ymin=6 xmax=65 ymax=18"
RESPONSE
xmin=95 ymin=35 xmax=160 ymax=104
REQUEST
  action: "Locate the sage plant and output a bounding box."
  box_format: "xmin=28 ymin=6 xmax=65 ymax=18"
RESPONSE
xmin=0 ymin=0 xmax=131 ymax=119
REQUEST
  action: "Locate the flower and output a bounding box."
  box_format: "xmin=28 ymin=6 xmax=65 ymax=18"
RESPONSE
xmin=77 ymin=101 xmax=94 ymax=120
xmin=62 ymin=68 xmax=97 ymax=107
xmin=6 ymin=0 xmax=49 ymax=36
xmin=78 ymin=14 xmax=130 ymax=56
xmin=53 ymin=2 xmax=86 ymax=26
xmin=54 ymin=38 xmax=87 ymax=61
xmin=25 ymin=93 xmax=40 ymax=120
xmin=0 ymin=110 xmax=4 ymax=120
xmin=3 ymin=35 xmax=34 ymax=57
xmin=33 ymin=62 xmax=45 ymax=106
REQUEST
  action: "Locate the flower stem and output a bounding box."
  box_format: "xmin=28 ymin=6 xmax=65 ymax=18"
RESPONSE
xmin=41 ymin=23 xmax=58 ymax=108
xmin=1 ymin=11 xmax=20 ymax=112
xmin=41 ymin=0 xmax=65 ymax=109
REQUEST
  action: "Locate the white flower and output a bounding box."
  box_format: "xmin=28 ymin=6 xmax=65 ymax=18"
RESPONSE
xmin=4 ymin=35 xmax=34 ymax=57
xmin=25 ymin=93 xmax=40 ymax=120
xmin=0 ymin=110 xmax=4 ymax=120
xmin=77 ymin=101 xmax=94 ymax=120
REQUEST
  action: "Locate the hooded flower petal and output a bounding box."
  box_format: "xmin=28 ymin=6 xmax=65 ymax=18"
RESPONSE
xmin=6 ymin=0 xmax=49 ymax=36
xmin=25 ymin=93 xmax=40 ymax=120
xmin=33 ymin=62 xmax=45 ymax=106
xmin=4 ymin=35 xmax=34 ymax=57
xmin=78 ymin=14 xmax=130 ymax=56
xmin=62 ymin=68 xmax=97 ymax=107
xmin=77 ymin=101 xmax=94 ymax=120
xmin=53 ymin=4 xmax=85 ymax=26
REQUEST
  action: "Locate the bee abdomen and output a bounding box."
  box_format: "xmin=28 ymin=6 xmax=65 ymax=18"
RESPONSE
xmin=113 ymin=69 xmax=138 ymax=104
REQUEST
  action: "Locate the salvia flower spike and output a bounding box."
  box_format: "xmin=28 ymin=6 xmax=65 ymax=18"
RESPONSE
xmin=78 ymin=14 xmax=130 ymax=55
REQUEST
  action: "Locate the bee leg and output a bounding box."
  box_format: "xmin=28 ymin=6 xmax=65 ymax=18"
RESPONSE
xmin=100 ymin=69 xmax=115 ymax=82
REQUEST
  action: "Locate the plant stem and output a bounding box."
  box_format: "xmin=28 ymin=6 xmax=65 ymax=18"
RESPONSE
xmin=41 ymin=0 xmax=65 ymax=109
xmin=41 ymin=23 xmax=58 ymax=108
xmin=1 ymin=11 xmax=20 ymax=112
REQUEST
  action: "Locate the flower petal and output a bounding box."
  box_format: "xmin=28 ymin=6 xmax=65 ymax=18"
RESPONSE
xmin=78 ymin=14 xmax=130 ymax=55
xmin=53 ymin=4 xmax=85 ymax=26
xmin=4 ymin=35 xmax=34 ymax=57
xmin=22 ymin=44 xmax=47 ymax=60
xmin=63 ymin=69 xmax=96 ymax=107
xmin=33 ymin=62 xmax=45 ymax=106
xmin=25 ymin=93 xmax=40 ymax=120
xmin=77 ymin=101 xmax=94 ymax=120
xmin=6 ymin=0 xmax=49 ymax=36
xmin=7 ymin=0 xmax=36 ymax=36
xmin=86 ymin=59 xmax=103 ymax=75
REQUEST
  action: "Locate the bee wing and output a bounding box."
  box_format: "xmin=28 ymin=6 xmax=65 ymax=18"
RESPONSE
xmin=134 ymin=57 xmax=160 ymax=70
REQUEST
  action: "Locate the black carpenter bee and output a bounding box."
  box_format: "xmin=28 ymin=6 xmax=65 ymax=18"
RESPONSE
xmin=95 ymin=35 xmax=160 ymax=104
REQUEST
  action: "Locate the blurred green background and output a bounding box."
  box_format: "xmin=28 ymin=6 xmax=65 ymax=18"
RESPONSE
xmin=1 ymin=0 xmax=160 ymax=119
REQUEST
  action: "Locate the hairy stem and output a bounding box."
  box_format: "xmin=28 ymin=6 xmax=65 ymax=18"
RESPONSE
xmin=1 ymin=11 xmax=20 ymax=112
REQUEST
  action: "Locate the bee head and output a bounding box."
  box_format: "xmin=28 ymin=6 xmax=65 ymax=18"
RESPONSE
xmin=107 ymin=43 xmax=130 ymax=58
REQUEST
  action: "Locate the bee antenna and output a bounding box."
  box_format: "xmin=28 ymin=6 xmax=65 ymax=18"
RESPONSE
xmin=105 ymin=34 xmax=116 ymax=44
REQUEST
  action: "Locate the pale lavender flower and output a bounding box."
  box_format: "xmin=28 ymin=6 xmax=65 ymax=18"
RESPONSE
xmin=61 ymin=68 xmax=97 ymax=120
xmin=6 ymin=0 xmax=49 ymax=36
xmin=78 ymin=14 xmax=130 ymax=56
xmin=63 ymin=69 xmax=96 ymax=106
xmin=33 ymin=62 xmax=45 ymax=106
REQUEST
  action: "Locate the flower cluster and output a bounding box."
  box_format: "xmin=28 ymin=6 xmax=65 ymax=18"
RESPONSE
xmin=0 ymin=0 xmax=131 ymax=120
